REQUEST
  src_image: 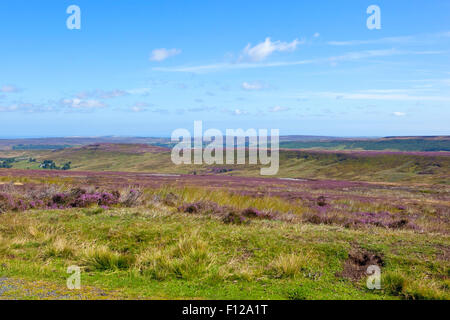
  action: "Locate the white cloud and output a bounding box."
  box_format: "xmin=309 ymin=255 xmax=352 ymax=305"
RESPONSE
xmin=328 ymin=36 xmax=415 ymax=46
xmin=305 ymin=90 xmax=450 ymax=102
xmin=62 ymin=98 xmax=106 ymax=109
xmin=392 ymin=112 xmax=406 ymax=116
xmin=328 ymin=30 xmax=450 ymax=46
xmin=241 ymin=81 xmax=265 ymax=91
xmin=0 ymin=85 xmax=20 ymax=93
xmin=150 ymin=48 xmax=181 ymax=62
xmin=0 ymin=102 xmax=51 ymax=113
xmin=231 ymin=108 xmax=248 ymax=116
xmin=76 ymin=89 xmax=128 ymax=99
xmin=130 ymin=106 xmax=145 ymax=112
xmin=313 ymin=32 xmax=320 ymax=38
xmin=126 ymin=87 xmax=151 ymax=95
xmin=269 ymin=106 xmax=290 ymax=112
xmin=241 ymin=37 xmax=302 ymax=62
xmin=0 ymin=104 xmax=19 ymax=112
xmin=129 ymin=102 xmax=151 ymax=112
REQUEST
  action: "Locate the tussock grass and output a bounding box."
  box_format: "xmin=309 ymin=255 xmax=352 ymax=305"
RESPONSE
xmin=152 ymin=186 xmax=306 ymax=215
xmin=41 ymin=237 xmax=77 ymax=260
xmin=269 ymin=251 xmax=320 ymax=278
xmin=83 ymin=246 xmax=136 ymax=271
xmin=0 ymin=207 xmax=448 ymax=300
xmin=135 ymin=233 xmax=214 ymax=280
xmin=383 ymin=271 xmax=448 ymax=300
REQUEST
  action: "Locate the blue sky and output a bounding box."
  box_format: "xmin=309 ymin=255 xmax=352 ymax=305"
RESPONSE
xmin=0 ymin=0 xmax=449 ymax=137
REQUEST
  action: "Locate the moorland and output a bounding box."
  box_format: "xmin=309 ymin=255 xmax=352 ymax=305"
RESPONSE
xmin=0 ymin=136 xmax=448 ymax=299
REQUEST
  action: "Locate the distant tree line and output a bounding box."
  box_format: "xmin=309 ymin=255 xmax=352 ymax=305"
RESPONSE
xmin=12 ymin=144 xmax=72 ymax=150
xmin=39 ymin=160 xmax=71 ymax=170
xmin=0 ymin=158 xmax=15 ymax=168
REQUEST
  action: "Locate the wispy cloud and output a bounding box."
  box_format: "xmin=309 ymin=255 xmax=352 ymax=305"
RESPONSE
xmin=241 ymin=81 xmax=267 ymax=91
xmin=126 ymin=88 xmax=151 ymax=95
xmin=61 ymin=98 xmax=107 ymax=109
xmin=187 ymin=106 xmax=217 ymax=112
xmin=240 ymin=37 xmax=303 ymax=62
xmin=0 ymin=102 xmax=54 ymax=113
xmin=328 ymin=35 xmax=415 ymax=46
xmin=305 ymin=90 xmax=450 ymax=102
xmin=76 ymin=89 xmax=128 ymax=99
xmin=392 ymin=111 xmax=406 ymax=117
xmin=0 ymin=85 xmax=20 ymax=93
xmin=150 ymin=48 xmax=181 ymax=62
xmin=129 ymin=102 xmax=151 ymax=112
xmin=328 ymin=30 xmax=450 ymax=46
xmin=228 ymin=108 xmax=248 ymax=116
xmin=269 ymin=105 xmax=290 ymax=112
xmin=153 ymin=48 xmax=441 ymax=73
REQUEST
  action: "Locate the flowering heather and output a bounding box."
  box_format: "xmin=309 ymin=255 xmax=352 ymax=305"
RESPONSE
xmin=0 ymin=186 xmax=130 ymax=212
xmin=0 ymin=166 xmax=447 ymax=233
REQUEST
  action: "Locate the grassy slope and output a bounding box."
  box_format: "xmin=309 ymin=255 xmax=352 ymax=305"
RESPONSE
xmin=1 ymin=146 xmax=449 ymax=184
xmin=1 ymin=207 xmax=448 ymax=300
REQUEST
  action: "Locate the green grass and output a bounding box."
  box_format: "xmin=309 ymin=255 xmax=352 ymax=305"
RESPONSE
xmin=0 ymin=206 xmax=448 ymax=300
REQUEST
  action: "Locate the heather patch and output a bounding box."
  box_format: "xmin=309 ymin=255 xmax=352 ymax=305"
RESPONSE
xmin=0 ymin=184 xmax=142 ymax=212
xmin=304 ymin=210 xmax=421 ymax=231
xmin=177 ymin=200 xmax=280 ymax=224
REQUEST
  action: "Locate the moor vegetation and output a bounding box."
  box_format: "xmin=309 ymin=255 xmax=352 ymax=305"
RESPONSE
xmin=0 ymin=165 xmax=448 ymax=299
xmin=0 ymin=143 xmax=449 ymax=184
xmin=0 ymin=141 xmax=448 ymax=299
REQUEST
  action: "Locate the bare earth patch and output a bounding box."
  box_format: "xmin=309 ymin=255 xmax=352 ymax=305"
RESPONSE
xmin=337 ymin=249 xmax=385 ymax=282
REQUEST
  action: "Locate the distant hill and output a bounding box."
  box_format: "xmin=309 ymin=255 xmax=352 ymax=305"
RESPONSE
xmin=0 ymin=136 xmax=449 ymax=152
xmin=279 ymin=137 xmax=450 ymax=152
xmin=0 ymin=143 xmax=448 ymax=184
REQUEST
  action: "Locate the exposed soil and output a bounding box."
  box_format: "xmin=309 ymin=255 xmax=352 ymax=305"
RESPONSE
xmin=337 ymin=249 xmax=384 ymax=282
